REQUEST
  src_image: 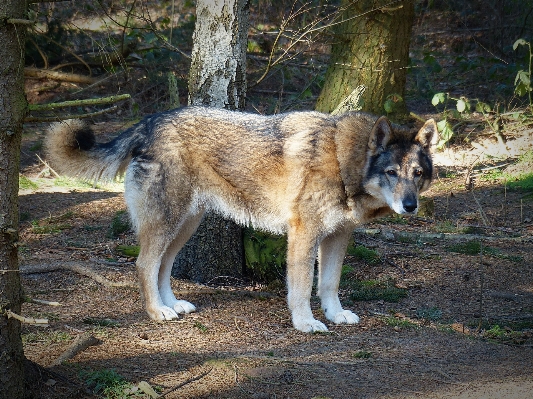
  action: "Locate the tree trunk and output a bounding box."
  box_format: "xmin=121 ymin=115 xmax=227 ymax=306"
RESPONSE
xmin=315 ymin=0 xmax=415 ymax=116
xmin=0 ymin=1 xmax=27 ymax=398
xmin=172 ymin=0 xmax=249 ymax=283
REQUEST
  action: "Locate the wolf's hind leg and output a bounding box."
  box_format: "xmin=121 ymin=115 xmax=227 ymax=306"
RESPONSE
xmin=136 ymin=233 xmax=180 ymax=321
xmin=317 ymin=228 xmax=360 ymax=325
xmin=158 ymin=212 xmax=204 ymax=315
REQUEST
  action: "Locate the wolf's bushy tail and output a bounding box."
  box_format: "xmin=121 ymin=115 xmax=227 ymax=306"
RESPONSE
xmin=45 ymin=119 xmax=140 ymax=182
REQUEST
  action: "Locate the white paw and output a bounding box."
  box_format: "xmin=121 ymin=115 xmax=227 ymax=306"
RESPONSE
xmin=331 ymin=310 xmax=360 ymax=325
xmin=172 ymin=300 xmax=196 ymax=314
xmin=293 ymin=318 xmax=329 ymax=333
xmin=147 ymin=305 xmax=179 ymax=321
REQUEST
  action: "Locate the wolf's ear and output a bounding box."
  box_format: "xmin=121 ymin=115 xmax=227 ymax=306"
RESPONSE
xmin=415 ymin=119 xmax=439 ymax=152
xmin=368 ymin=116 xmax=393 ymax=155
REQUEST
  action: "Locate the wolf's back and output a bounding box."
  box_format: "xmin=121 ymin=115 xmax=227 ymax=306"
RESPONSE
xmin=45 ymin=119 xmax=143 ymax=182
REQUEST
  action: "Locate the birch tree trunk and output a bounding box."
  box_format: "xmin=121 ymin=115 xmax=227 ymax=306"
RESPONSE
xmin=173 ymin=0 xmax=249 ymax=282
xmin=315 ymin=0 xmax=415 ymax=116
xmin=0 ymin=1 xmax=27 ymax=398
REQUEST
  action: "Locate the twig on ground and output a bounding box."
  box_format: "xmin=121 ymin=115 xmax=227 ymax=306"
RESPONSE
xmin=36 ymin=154 xmax=61 ymax=178
xmin=6 ymin=310 xmax=49 ymax=326
xmin=29 ymin=298 xmax=62 ymax=306
xmin=158 ymin=368 xmax=212 ymax=398
xmin=20 ymin=261 xmax=137 ymax=289
xmin=50 ymin=333 xmax=101 ymax=367
xmin=382 ymin=256 xmax=405 ymax=275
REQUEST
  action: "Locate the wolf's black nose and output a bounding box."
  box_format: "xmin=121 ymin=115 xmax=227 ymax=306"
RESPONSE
xmin=403 ymin=200 xmax=417 ymax=213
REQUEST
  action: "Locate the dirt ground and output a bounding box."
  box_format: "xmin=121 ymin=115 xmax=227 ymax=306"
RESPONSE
xmin=16 ymin=116 xmax=533 ymax=399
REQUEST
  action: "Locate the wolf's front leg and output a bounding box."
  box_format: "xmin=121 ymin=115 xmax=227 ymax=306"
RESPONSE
xmin=286 ymin=226 xmax=327 ymax=332
xmin=317 ymin=228 xmax=360 ymax=325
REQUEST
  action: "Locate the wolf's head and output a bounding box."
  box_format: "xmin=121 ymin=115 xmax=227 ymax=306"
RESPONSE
xmin=362 ymin=117 xmax=438 ymax=215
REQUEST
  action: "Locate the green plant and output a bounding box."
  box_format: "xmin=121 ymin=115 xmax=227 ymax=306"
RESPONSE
xmin=482 ymin=324 xmax=525 ymax=344
xmin=431 ymin=92 xmax=492 ymax=148
xmin=115 ymin=245 xmax=140 ymax=258
xmin=54 ymin=176 xmax=94 ymax=189
xmin=348 ymin=279 xmax=408 ymax=303
xmin=382 ymin=214 xmax=408 ymax=224
xmin=79 ymin=368 xmax=140 ymax=399
xmin=346 ymin=244 xmax=380 ymax=264
xmin=108 ymin=210 xmax=130 ymax=238
xmin=83 ymin=317 xmax=120 ymax=328
xmin=383 ymin=93 xmax=404 ymax=115
xmin=435 ymin=220 xmax=459 ymax=233
xmin=513 ymin=39 xmax=533 ymax=109
xmin=244 ymin=228 xmax=286 ymax=282
xmin=353 ymin=350 xmax=372 ymax=359
xmin=381 ymin=315 xmax=417 ymax=329
xmin=416 ymin=307 xmax=442 ymax=321
xmin=504 ymin=151 xmax=533 ymax=195
xmin=22 ymin=331 xmax=71 ymax=344
xmin=447 ymin=240 xmax=523 ymax=262
xmin=447 ymin=240 xmax=482 ymax=255
xmin=31 ymin=220 xmax=72 ymax=234
xmin=19 ymin=175 xmax=39 ymax=190
xmin=194 ymin=321 xmax=208 ymax=333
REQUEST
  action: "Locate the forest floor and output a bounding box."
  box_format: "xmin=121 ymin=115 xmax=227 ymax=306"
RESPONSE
xmin=17 ymin=114 xmax=533 ymax=399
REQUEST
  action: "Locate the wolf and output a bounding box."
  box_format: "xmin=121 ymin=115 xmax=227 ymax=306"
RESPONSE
xmin=45 ymin=107 xmax=437 ymax=332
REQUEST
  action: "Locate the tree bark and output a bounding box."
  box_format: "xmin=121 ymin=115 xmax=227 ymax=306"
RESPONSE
xmin=315 ymin=0 xmax=415 ymax=116
xmin=0 ymin=2 xmax=27 ymax=398
xmin=172 ymin=0 xmax=249 ymax=283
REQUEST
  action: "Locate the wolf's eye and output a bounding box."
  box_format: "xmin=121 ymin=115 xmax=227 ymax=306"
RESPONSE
xmin=414 ymin=169 xmax=423 ymax=177
xmin=386 ymin=170 xmax=397 ymax=177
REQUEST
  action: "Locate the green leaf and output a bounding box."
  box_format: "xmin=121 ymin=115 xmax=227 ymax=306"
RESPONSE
xmin=456 ymin=98 xmax=467 ymax=113
xmin=383 ymin=99 xmax=394 ymax=114
xmin=475 ymin=101 xmax=491 ymax=113
xmin=116 ymin=245 xmax=140 ymax=257
xmin=431 ymin=92 xmax=446 ymax=106
xmin=423 ymin=54 xmax=442 ymax=73
xmin=515 ymin=70 xmax=531 ymax=86
xmin=436 ymin=120 xmax=454 ymax=149
xmin=513 ymin=38 xmax=528 ymax=51
xmin=515 ymin=82 xmax=529 ymax=97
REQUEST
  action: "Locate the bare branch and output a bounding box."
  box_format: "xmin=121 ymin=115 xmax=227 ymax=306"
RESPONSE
xmin=159 ymin=368 xmax=213 ymax=398
xmin=6 ymin=310 xmax=48 ymax=326
xmin=25 ymin=105 xmax=120 ymax=123
xmin=20 ymin=261 xmax=137 ymax=289
xmin=50 ymin=333 xmax=101 ymax=367
xmin=27 ymin=94 xmax=130 ymax=112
